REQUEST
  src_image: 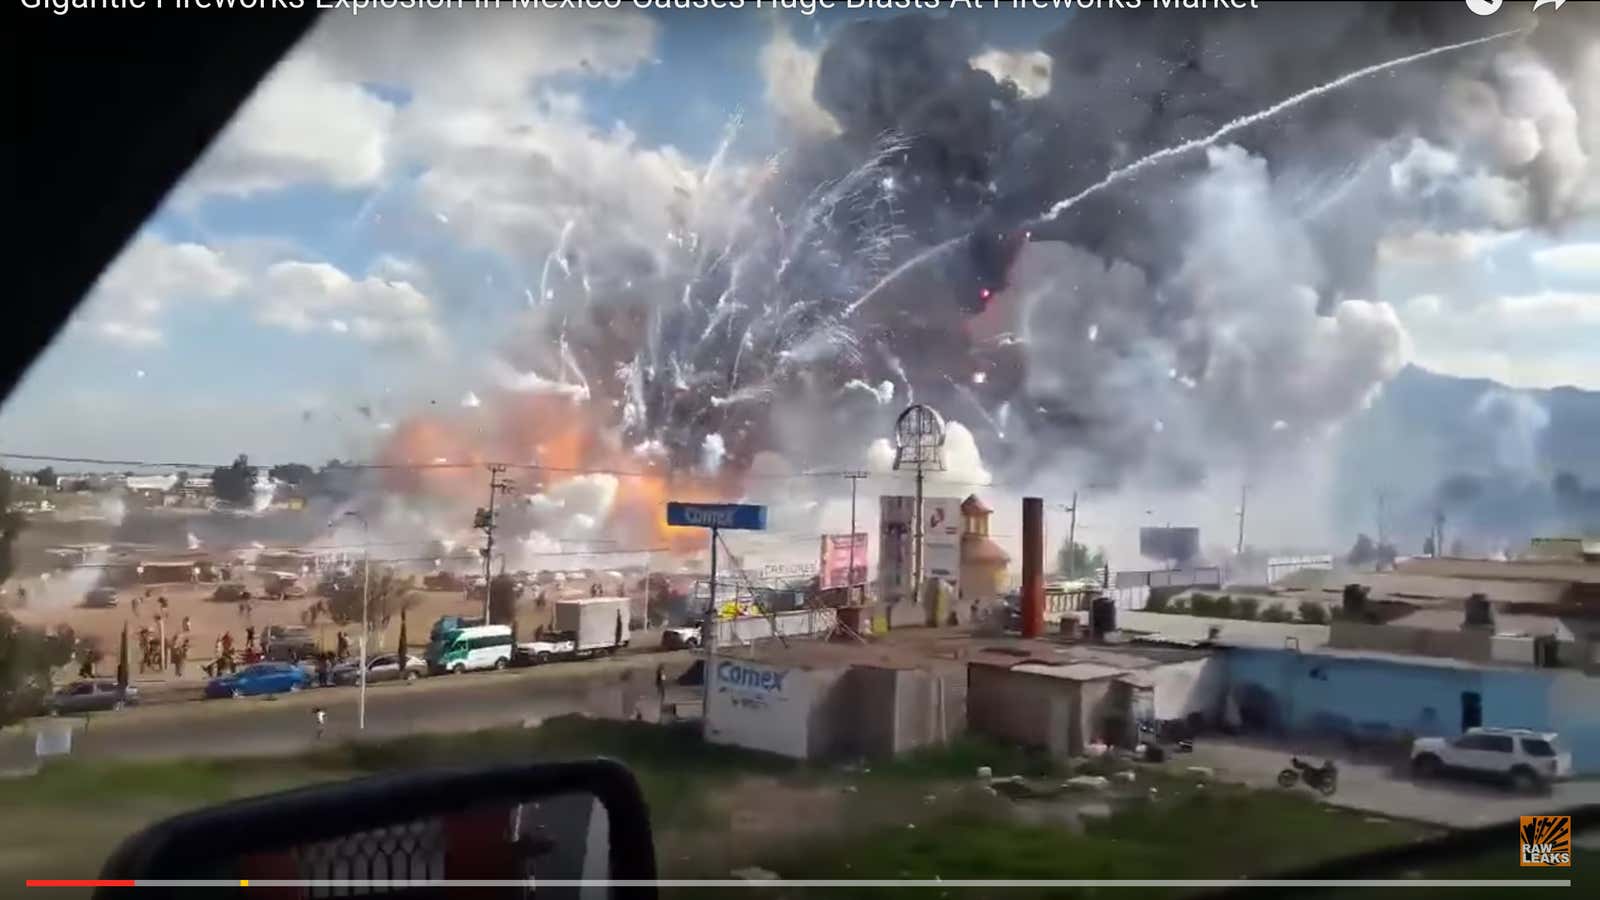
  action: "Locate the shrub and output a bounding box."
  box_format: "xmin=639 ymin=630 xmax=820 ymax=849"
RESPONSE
xmin=1189 ymin=593 xmax=1215 ymax=616
xmin=1144 ymin=592 xmax=1169 ymax=613
xmin=1213 ymin=595 xmax=1236 ymax=619
xmin=1259 ymin=603 xmax=1291 ymax=623
xmin=1235 ymin=597 xmax=1259 ymax=620
xmin=1298 ymin=600 xmax=1329 ymax=624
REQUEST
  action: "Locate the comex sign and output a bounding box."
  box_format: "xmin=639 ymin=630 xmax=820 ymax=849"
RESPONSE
xmin=717 ymin=660 xmax=787 ymax=694
xmin=666 ymin=502 xmax=767 ymax=531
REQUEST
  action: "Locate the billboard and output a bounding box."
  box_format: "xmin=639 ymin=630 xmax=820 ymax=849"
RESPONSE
xmin=819 ymin=533 xmax=869 ymax=590
xmin=879 ymin=496 xmax=962 ymax=603
xmin=1139 ymin=526 xmax=1200 ymax=564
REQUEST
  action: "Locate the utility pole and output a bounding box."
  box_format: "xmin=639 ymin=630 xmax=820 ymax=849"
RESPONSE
xmin=475 ymin=464 xmax=514 ymax=623
xmin=1235 ymin=484 xmax=1248 ymax=557
xmin=1376 ymin=489 xmax=1389 ymax=548
xmin=1054 ymin=494 xmax=1081 ymax=578
xmin=843 ymin=472 xmax=868 ymax=605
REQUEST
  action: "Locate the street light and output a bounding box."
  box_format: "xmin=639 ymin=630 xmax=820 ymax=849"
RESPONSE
xmin=331 ymin=511 xmax=370 ymax=731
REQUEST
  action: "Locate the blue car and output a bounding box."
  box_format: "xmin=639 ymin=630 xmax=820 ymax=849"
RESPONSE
xmin=204 ymin=662 xmax=312 ymax=699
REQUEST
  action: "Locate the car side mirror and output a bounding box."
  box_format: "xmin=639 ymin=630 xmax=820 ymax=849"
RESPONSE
xmin=96 ymin=758 xmax=658 ymax=900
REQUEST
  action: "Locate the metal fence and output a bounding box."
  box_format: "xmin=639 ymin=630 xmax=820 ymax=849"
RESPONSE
xmin=1266 ymin=555 xmax=1333 ymax=584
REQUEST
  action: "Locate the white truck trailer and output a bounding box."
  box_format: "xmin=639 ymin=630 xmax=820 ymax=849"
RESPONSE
xmin=517 ymin=596 xmax=630 ymax=665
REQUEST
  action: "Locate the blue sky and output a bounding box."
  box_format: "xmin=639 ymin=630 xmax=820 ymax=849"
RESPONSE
xmin=2 ymin=6 xmax=1596 ymax=470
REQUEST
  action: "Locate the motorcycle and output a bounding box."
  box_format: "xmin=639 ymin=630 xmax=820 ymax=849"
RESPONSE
xmin=1277 ymin=756 xmax=1339 ymax=795
xmin=1137 ymin=721 xmax=1195 ymax=762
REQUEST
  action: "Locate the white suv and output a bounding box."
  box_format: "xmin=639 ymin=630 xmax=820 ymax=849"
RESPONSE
xmin=1411 ymin=727 xmax=1573 ymax=792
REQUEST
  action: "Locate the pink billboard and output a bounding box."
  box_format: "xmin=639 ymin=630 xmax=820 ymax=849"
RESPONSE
xmin=819 ymin=533 xmax=869 ymax=590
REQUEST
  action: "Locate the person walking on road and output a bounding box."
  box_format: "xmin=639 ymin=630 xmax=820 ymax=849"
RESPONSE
xmin=313 ymin=707 xmax=326 ymax=741
xmin=655 ymin=664 xmax=667 ymax=719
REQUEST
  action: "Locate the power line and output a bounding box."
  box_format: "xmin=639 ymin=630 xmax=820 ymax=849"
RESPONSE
xmin=4 ymin=449 xmax=1030 ymax=494
xmin=31 ymin=545 xmax=676 ymax=574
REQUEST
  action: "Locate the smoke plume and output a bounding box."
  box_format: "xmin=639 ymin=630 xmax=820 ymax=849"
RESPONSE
xmin=377 ymin=3 xmax=1598 ymax=554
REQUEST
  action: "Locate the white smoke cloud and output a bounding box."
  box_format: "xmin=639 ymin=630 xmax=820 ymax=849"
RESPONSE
xmin=1471 ymin=389 xmax=1551 ymax=475
xmin=760 ymin=25 xmax=841 ymax=136
xmin=1533 ymin=242 xmax=1600 ymax=279
xmin=701 ymin=433 xmax=728 ymax=474
xmin=970 ymin=48 xmax=1052 ymax=99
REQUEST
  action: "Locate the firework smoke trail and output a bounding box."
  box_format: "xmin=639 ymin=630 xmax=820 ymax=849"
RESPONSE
xmin=536 ymin=219 xmax=576 ymax=305
xmin=945 ymin=375 xmax=1005 ymax=438
xmin=1034 ymin=27 xmax=1527 ymax=226
xmin=846 ymin=27 xmax=1527 ymax=317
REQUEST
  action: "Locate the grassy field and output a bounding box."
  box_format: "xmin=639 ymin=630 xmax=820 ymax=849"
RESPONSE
xmin=2 ymin=718 xmax=1590 ymax=898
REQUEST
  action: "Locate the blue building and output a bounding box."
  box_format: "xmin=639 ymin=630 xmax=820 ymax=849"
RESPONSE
xmin=1225 ymin=645 xmax=1600 ymax=773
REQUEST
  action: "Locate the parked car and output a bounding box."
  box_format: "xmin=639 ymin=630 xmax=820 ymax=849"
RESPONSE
xmin=332 ymin=653 xmax=426 ymax=686
xmin=46 ymin=680 xmax=138 ymax=714
xmin=81 ymin=587 xmax=118 ymax=609
xmin=204 ymin=662 xmax=312 ymax=699
xmin=660 ymin=622 xmax=702 ymax=650
xmin=263 ymin=572 xmax=306 ymax=599
xmin=210 ymin=582 xmax=251 ymax=604
xmin=263 ymin=625 xmax=318 ymax=662
xmin=1411 ymin=727 xmax=1572 ymax=793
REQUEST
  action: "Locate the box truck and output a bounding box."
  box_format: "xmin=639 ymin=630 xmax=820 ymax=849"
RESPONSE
xmin=516 ymin=596 xmax=630 ymax=665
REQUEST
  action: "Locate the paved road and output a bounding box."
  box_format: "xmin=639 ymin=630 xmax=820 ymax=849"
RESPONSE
xmin=6 ymin=651 xmax=693 ymax=765
xmin=1186 ymin=737 xmax=1600 ymax=828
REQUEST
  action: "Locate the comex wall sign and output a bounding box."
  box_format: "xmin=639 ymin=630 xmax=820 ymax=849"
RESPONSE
xmin=718 ymin=660 xmax=787 ymax=694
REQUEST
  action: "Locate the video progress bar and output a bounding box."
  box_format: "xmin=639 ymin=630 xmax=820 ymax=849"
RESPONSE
xmin=24 ymin=878 xmax=1575 ymax=888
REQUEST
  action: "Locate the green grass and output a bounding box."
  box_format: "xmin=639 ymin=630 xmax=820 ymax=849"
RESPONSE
xmin=746 ymin=782 xmax=1440 ymax=899
xmin=864 ymin=734 xmax=1066 ymax=782
xmin=10 ymin=717 xmax=1558 ymax=900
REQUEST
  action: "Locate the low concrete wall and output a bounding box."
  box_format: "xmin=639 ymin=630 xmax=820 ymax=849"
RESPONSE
xmin=967 ymin=662 xmax=1078 ymax=756
xmin=713 ymin=609 xmax=836 ymax=647
xmin=1329 ymin=620 xmax=1492 ymax=662
xmin=805 ymin=665 xmax=958 ymax=760
xmin=1149 ymin=656 xmax=1228 ymax=722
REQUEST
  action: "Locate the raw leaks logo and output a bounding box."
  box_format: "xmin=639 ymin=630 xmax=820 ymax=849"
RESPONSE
xmin=1520 ymin=816 xmax=1572 ymax=867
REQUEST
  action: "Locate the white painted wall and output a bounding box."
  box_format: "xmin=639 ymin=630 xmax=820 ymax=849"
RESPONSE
xmin=704 ymin=658 xmax=817 ymax=759
xmin=1150 ymin=657 xmax=1228 ymax=722
xmin=714 ymin=609 xmax=836 ymax=646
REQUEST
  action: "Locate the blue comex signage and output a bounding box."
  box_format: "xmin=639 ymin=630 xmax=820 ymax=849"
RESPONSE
xmin=717 ymin=660 xmax=787 ymax=694
xmin=666 ymin=502 xmax=767 ymax=531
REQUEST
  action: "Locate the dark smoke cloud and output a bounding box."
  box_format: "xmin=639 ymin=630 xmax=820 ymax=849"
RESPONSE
xmin=469 ymin=2 xmax=1596 ymax=527
xmin=769 ymin=2 xmax=1596 ymax=488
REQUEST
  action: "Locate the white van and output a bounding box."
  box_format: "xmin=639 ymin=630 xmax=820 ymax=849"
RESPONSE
xmin=426 ymin=624 xmax=514 ymax=674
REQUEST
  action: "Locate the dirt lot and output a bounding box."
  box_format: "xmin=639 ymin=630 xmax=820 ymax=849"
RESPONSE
xmin=9 ymin=572 xmax=611 ymax=693
xmin=1185 ymin=734 xmax=1600 ymax=827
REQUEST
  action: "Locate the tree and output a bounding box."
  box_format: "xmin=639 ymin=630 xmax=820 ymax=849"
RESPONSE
xmin=1346 ymin=534 xmax=1378 ymax=567
xmin=211 ymin=454 xmax=256 ymax=506
xmin=325 ymin=563 xmax=418 ymax=632
xmin=269 ymin=463 xmax=315 ymax=485
xmin=117 ymin=622 xmax=130 ymax=689
xmin=1 ymin=612 xmax=75 ymax=725
xmin=489 ymin=575 xmax=520 ymax=631
xmin=1057 ymin=541 xmax=1106 ymax=579
xmin=397 ymin=605 xmax=409 ymax=658
xmin=32 ymin=467 xmax=57 ymax=489
xmin=644 ymin=573 xmax=681 ymax=627
xmin=0 ymin=469 xmax=24 ymax=584
xmin=1298 ymin=600 xmax=1329 ymax=625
